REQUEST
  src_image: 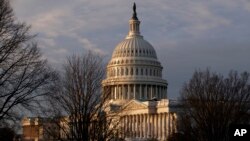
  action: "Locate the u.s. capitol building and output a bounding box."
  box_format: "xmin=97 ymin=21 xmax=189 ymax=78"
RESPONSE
xmin=102 ymin=3 xmax=178 ymax=141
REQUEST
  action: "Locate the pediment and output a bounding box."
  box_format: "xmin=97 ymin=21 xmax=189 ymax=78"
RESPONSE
xmin=122 ymin=100 xmax=147 ymax=111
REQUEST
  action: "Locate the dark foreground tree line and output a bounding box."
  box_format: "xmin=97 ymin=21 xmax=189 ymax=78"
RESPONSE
xmin=41 ymin=52 xmax=123 ymax=141
xmin=170 ymin=69 xmax=250 ymax=141
xmin=0 ymin=0 xmax=56 ymax=126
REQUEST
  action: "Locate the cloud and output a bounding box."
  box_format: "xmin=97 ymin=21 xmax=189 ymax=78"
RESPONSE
xmin=182 ymin=2 xmax=231 ymax=36
xmin=31 ymin=9 xmax=70 ymax=37
xmin=11 ymin=0 xmax=250 ymax=99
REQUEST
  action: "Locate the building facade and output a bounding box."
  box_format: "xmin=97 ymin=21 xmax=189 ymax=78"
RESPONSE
xmin=22 ymin=117 xmax=60 ymax=141
xmin=102 ymin=3 xmax=177 ymax=141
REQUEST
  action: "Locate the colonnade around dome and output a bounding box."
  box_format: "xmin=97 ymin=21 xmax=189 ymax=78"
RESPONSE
xmin=107 ymin=65 xmax=162 ymax=78
xmin=103 ymin=84 xmax=167 ymax=101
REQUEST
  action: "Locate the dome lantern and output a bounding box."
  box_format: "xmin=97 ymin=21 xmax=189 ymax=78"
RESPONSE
xmin=127 ymin=3 xmax=142 ymax=39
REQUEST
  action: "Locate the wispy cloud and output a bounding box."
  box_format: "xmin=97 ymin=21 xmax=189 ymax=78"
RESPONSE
xmin=12 ymin=0 xmax=250 ymax=99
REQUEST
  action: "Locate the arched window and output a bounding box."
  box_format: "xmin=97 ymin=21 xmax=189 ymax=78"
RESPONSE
xmin=117 ymin=69 xmax=119 ymax=76
xmin=121 ymin=68 xmax=124 ymax=75
xmin=131 ymin=68 xmax=133 ymax=75
xmin=126 ymin=68 xmax=128 ymax=75
xmin=141 ymin=68 xmax=143 ymax=75
xmin=145 ymin=69 xmax=148 ymax=75
xmin=136 ymin=68 xmax=138 ymax=75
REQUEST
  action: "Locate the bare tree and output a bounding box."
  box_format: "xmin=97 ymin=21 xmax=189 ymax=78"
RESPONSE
xmin=0 ymin=0 xmax=57 ymax=123
xmin=45 ymin=52 xmax=123 ymax=141
xmin=179 ymin=69 xmax=250 ymax=141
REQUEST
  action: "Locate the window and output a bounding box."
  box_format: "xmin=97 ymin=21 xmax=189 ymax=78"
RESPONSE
xmin=121 ymin=68 xmax=124 ymax=75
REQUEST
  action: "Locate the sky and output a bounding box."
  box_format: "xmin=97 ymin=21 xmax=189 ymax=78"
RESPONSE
xmin=11 ymin=0 xmax=250 ymax=99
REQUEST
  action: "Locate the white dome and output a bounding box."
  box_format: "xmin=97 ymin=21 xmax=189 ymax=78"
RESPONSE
xmin=112 ymin=36 xmax=157 ymax=59
xmin=102 ymin=6 xmax=168 ymax=102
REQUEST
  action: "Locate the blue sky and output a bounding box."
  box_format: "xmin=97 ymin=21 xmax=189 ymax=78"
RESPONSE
xmin=12 ymin=0 xmax=250 ymax=99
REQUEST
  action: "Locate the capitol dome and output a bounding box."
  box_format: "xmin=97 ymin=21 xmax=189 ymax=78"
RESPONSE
xmin=102 ymin=4 xmax=168 ymax=102
xmin=112 ymin=36 xmax=157 ymax=59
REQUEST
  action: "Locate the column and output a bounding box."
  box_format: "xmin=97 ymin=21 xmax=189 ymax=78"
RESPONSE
xmin=124 ymin=116 xmax=126 ymax=138
xmin=156 ymin=114 xmax=158 ymax=138
xmin=126 ymin=116 xmax=129 ymax=138
xmin=127 ymin=116 xmax=129 ymax=137
xmin=126 ymin=85 xmax=128 ymax=99
xmin=121 ymin=116 xmax=124 ymax=138
xmin=119 ymin=85 xmax=121 ymax=99
xmin=159 ymin=113 xmax=162 ymax=139
xmin=164 ymin=113 xmax=166 ymax=139
xmin=135 ymin=115 xmax=137 ymax=138
xmin=157 ymin=86 xmax=160 ymax=99
xmin=134 ymin=67 xmax=136 ymax=76
xmin=144 ymin=114 xmax=146 ymax=138
xmin=127 ymin=84 xmax=131 ymax=99
xmin=140 ymin=114 xmax=143 ymax=138
xmin=114 ymin=86 xmax=117 ymax=99
xmin=154 ymin=114 xmax=157 ymax=138
xmin=169 ymin=113 xmax=172 ymax=135
xmin=131 ymin=115 xmax=133 ymax=138
xmin=117 ymin=85 xmax=120 ymax=99
xmin=137 ymin=115 xmax=140 ymax=138
xmin=122 ymin=85 xmax=125 ymax=100
xmin=128 ymin=115 xmax=132 ymax=137
xmin=151 ymin=85 xmax=153 ymax=99
xmin=139 ymin=84 xmax=142 ymax=99
xmin=129 ymin=115 xmax=132 ymax=137
xmin=133 ymin=84 xmax=136 ymax=99
xmin=174 ymin=114 xmax=177 ymax=133
xmin=165 ymin=113 xmax=170 ymax=138
xmin=147 ymin=114 xmax=150 ymax=138
xmin=145 ymin=85 xmax=147 ymax=99
xmin=151 ymin=114 xmax=154 ymax=138
xmin=133 ymin=115 xmax=135 ymax=138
